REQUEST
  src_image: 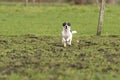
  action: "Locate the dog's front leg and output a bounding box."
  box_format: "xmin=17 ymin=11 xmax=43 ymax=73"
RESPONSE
xmin=67 ymin=39 xmax=72 ymax=46
xmin=66 ymin=38 xmax=70 ymax=42
xmin=62 ymin=38 xmax=67 ymax=47
xmin=64 ymin=42 xmax=67 ymax=47
xmin=66 ymin=37 xmax=72 ymax=46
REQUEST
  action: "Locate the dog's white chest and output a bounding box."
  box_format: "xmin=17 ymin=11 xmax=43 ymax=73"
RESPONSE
xmin=62 ymin=31 xmax=72 ymax=40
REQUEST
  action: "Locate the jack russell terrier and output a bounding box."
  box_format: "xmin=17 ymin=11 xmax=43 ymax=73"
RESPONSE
xmin=62 ymin=22 xmax=77 ymax=47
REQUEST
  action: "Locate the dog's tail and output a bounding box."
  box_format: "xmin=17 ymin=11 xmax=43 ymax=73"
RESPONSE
xmin=72 ymin=31 xmax=77 ymax=34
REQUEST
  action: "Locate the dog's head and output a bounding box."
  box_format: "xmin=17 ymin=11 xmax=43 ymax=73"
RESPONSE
xmin=62 ymin=22 xmax=71 ymax=31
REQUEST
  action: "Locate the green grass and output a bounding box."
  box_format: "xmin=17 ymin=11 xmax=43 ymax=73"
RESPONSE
xmin=0 ymin=2 xmax=120 ymax=35
xmin=0 ymin=2 xmax=120 ymax=80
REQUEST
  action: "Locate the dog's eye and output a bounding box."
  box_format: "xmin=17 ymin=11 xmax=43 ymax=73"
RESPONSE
xmin=62 ymin=23 xmax=66 ymax=26
xmin=67 ymin=23 xmax=71 ymax=26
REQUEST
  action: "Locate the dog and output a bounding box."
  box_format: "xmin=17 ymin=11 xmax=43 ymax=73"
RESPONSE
xmin=62 ymin=22 xmax=77 ymax=47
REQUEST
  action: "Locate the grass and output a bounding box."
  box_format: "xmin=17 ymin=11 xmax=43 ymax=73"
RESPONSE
xmin=0 ymin=2 xmax=120 ymax=35
xmin=0 ymin=2 xmax=120 ymax=80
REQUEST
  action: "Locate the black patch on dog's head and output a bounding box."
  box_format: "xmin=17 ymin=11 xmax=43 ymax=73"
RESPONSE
xmin=67 ymin=22 xmax=71 ymax=26
xmin=62 ymin=22 xmax=71 ymax=26
xmin=63 ymin=22 xmax=66 ymax=26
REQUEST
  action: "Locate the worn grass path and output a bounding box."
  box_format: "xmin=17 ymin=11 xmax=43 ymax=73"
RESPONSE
xmin=0 ymin=35 xmax=120 ymax=80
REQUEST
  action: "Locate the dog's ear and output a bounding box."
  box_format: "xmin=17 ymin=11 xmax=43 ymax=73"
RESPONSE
xmin=62 ymin=22 xmax=66 ymax=26
xmin=67 ymin=22 xmax=71 ymax=26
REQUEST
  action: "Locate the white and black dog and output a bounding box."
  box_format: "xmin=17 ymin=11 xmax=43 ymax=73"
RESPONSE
xmin=62 ymin=22 xmax=77 ymax=47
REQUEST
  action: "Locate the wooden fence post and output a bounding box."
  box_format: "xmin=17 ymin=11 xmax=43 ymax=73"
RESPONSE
xmin=25 ymin=0 xmax=28 ymax=6
xmin=96 ymin=0 xmax=106 ymax=36
xmin=32 ymin=0 xmax=36 ymax=5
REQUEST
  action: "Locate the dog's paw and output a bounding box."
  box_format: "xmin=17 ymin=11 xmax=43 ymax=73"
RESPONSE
xmin=68 ymin=44 xmax=71 ymax=47
xmin=66 ymin=39 xmax=70 ymax=42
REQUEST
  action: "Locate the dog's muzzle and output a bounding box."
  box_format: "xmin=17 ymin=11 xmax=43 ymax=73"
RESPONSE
xmin=65 ymin=26 xmax=67 ymax=29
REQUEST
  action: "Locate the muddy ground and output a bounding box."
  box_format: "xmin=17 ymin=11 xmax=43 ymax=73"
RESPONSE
xmin=0 ymin=35 xmax=120 ymax=80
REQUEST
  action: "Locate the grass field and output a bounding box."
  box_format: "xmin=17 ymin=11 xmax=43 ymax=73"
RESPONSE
xmin=0 ymin=2 xmax=120 ymax=80
xmin=0 ymin=2 xmax=120 ymax=35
